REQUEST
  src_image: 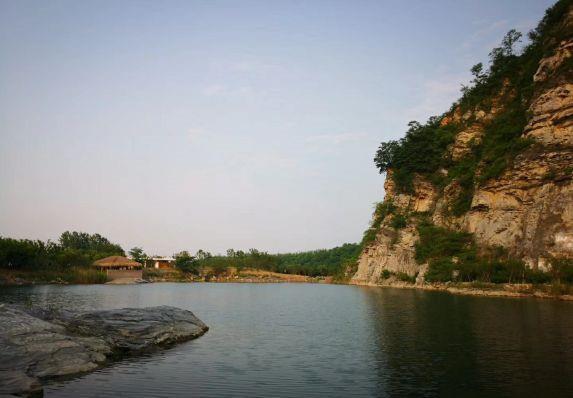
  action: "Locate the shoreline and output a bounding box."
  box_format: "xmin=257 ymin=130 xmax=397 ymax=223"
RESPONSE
xmin=350 ymin=279 xmax=573 ymax=301
xmin=2 ymin=270 xmax=573 ymax=301
xmin=0 ymin=268 xmax=333 ymax=287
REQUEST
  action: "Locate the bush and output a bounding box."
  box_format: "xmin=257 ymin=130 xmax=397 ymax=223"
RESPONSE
xmin=425 ymin=258 xmax=455 ymax=282
xmin=274 ymin=243 xmax=361 ymax=276
xmin=524 ymin=269 xmax=551 ymax=284
xmin=174 ymin=251 xmax=200 ymax=274
xmin=549 ymin=257 xmax=573 ymax=283
xmin=397 ymin=272 xmax=416 ymax=283
xmin=0 ymin=232 xmax=124 ymax=270
xmin=374 ymin=120 xmax=458 ymax=193
xmin=415 ymin=220 xmax=475 ymax=264
xmin=361 ymin=201 xmax=396 ymax=247
xmin=416 ymin=220 xmax=537 ymax=284
xmin=391 ymin=214 xmax=408 ymax=229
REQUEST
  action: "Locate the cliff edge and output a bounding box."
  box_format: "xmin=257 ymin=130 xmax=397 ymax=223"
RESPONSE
xmin=353 ymin=1 xmax=573 ymax=286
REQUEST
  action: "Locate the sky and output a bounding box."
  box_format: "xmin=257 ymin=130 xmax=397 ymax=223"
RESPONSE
xmin=0 ymin=0 xmax=555 ymax=255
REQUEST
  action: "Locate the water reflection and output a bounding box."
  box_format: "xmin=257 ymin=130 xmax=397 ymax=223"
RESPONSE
xmin=1 ymin=284 xmax=572 ymax=397
xmin=360 ymin=286 xmax=573 ymax=397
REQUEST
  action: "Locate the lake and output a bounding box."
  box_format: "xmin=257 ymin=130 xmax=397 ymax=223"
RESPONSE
xmin=1 ymin=283 xmax=572 ymax=397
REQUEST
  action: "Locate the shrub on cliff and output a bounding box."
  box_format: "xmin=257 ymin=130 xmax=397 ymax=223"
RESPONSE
xmin=374 ymin=120 xmax=458 ymax=193
xmin=372 ymin=0 xmax=572 ymax=203
xmin=360 ymin=201 xmax=396 ymax=247
xmin=424 ymin=258 xmax=456 ymax=282
xmin=549 ymin=257 xmax=573 ymax=284
xmin=414 ymin=220 xmax=475 ymax=264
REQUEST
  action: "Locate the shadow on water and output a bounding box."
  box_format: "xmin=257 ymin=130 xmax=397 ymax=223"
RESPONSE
xmin=360 ymin=286 xmax=573 ymax=397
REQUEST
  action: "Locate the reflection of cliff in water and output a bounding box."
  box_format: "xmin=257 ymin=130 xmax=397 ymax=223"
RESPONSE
xmin=360 ymin=287 xmax=573 ymax=397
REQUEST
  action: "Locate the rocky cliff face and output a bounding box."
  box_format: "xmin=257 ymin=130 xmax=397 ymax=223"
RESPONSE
xmin=352 ymin=5 xmax=573 ymax=285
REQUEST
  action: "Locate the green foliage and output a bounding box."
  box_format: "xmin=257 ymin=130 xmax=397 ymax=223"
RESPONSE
xmin=174 ymin=251 xmax=200 ymax=274
xmin=524 ymin=268 xmax=552 ymax=284
xmin=477 ymin=99 xmax=532 ymax=183
xmin=474 ymin=259 xmax=527 ymax=284
xmin=390 ymin=214 xmax=407 ymax=230
xmin=415 ymin=219 xmax=475 ymax=264
xmin=397 ymin=272 xmax=416 ymax=283
xmin=373 ymin=140 xmax=400 ymax=173
xmin=59 ymin=231 xmax=124 ymax=257
xmin=374 ymin=120 xmax=458 ymax=193
xmin=443 ymin=97 xmax=533 ymax=216
xmin=549 ymin=257 xmax=573 ymax=283
xmin=0 ymin=232 xmax=124 ymax=270
xmin=415 ymin=220 xmax=475 ymax=282
xmin=273 ymin=243 xmax=361 ymax=276
xmin=129 ymin=247 xmax=147 ymax=265
xmin=381 ymin=269 xmax=391 ymax=279
xmin=332 ymin=258 xmax=359 ymax=282
xmin=0 ymin=238 xmax=57 ymax=269
xmin=191 ymin=243 xmax=361 ymax=277
xmin=527 ymin=0 xmax=573 ymax=52
xmin=416 ymin=219 xmax=572 ymax=286
xmin=55 ymin=249 xmax=93 ymax=268
xmin=425 ymin=258 xmax=456 ymax=282
xmin=361 ymin=201 xmax=396 ymax=247
xmin=198 ymin=256 xmax=231 ymax=277
xmin=195 ymin=249 xmax=212 ymax=260
xmin=373 ymin=2 xmax=572 ymax=215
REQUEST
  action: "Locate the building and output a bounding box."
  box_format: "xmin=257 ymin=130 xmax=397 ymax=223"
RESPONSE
xmin=150 ymin=256 xmax=175 ymax=269
xmin=93 ymin=256 xmax=143 ymax=281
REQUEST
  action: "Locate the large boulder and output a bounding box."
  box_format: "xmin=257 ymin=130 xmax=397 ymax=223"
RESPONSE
xmin=0 ymin=304 xmax=208 ymax=397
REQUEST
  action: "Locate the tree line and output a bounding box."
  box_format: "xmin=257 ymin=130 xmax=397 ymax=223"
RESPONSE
xmin=134 ymin=244 xmax=361 ymax=277
xmin=1 ymin=231 xmax=360 ymax=277
xmin=0 ymin=231 xmax=124 ymax=270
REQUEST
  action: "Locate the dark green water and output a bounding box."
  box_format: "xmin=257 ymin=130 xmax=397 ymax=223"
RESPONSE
xmin=1 ymin=283 xmax=572 ymax=397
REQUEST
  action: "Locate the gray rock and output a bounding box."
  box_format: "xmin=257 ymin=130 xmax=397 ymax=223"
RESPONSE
xmin=0 ymin=304 xmax=208 ymax=397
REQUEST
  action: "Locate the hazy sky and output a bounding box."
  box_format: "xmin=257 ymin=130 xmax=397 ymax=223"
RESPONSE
xmin=0 ymin=0 xmax=555 ymax=255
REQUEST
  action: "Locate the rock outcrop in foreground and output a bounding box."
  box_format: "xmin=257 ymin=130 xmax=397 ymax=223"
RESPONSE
xmin=0 ymin=304 xmax=208 ymax=397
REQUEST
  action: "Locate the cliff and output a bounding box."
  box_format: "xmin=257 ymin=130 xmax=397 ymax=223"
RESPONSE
xmin=353 ymin=1 xmax=573 ymax=286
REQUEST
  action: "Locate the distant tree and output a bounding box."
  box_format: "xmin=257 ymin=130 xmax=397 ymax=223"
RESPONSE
xmin=129 ymin=247 xmax=147 ymax=265
xmin=59 ymin=231 xmax=124 ymax=256
xmin=209 ymin=258 xmax=228 ymax=276
xmin=226 ymin=249 xmax=236 ymax=257
xmin=489 ymin=29 xmax=522 ymax=67
xmin=174 ymin=251 xmax=199 ymax=274
xmin=0 ymin=231 xmax=124 ymax=270
xmin=501 ymin=29 xmax=522 ymax=56
xmin=374 ymin=140 xmax=399 ymax=173
xmin=470 ymin=62 xmax=488 ymax=85
xmin=196 ymin=249 xmax=212 ymax=260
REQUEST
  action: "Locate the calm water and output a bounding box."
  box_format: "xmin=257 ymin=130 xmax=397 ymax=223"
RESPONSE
xmin=1 ymin=283 xmax=573 ymax=397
